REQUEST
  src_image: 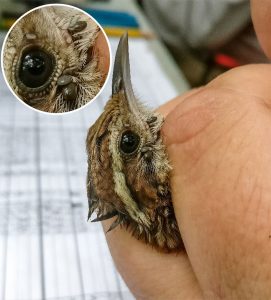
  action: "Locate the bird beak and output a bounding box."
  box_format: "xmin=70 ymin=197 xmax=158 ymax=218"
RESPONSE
xmin=112 ymin=32 xmax=142 ymax=118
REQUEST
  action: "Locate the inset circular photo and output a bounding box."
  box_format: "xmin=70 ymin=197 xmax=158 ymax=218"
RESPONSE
xmin=1 ymin=4 xmax=111 ymax=114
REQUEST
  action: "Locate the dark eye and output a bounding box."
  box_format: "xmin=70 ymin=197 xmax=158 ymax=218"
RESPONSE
xmin=19 ymin=48 xmax=54 ymax=88
xmin=120 ymin=130 xmax=140 ymax=154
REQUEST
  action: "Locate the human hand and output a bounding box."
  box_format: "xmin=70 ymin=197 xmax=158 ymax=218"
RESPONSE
xmin=103 ymin=64 xmax=271 ymax=299
xmin=102 ymin=2 xmax=271 ymax=299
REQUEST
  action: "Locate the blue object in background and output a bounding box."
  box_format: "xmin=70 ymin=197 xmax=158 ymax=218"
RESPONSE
xmin=83 ymin=8 xmax=139 ymax=28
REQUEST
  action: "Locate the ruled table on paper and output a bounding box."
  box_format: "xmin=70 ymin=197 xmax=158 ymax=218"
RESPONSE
xmin=0 ymin=37 xmax=185 ymax=300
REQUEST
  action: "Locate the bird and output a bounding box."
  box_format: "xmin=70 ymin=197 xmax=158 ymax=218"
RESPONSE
xmin=86 ymin=33 xmax=183 ymax=252
xmin=3 ymin=5 xmax=106 ymax=113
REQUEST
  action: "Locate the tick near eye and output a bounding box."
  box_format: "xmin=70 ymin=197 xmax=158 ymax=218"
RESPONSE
xmin=62 ymin=82 xmax=78 ymax=102
xmin=120 ymin=130 xmax=140 ymax=155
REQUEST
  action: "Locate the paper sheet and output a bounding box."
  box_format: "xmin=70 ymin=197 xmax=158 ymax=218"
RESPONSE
xmin=0 ymin=37 xmax=180 ymax=300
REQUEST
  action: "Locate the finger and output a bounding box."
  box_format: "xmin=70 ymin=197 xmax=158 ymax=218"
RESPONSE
xmin=163 ymin=64 xmax=271 ymax=298
xmin=103 ymin=220 xmax=202 ymax=299
xmin=251 ymin=0 xmax=271 ymax=60
xmin=158 ymin=87 xmax=203 ymax=117
xmin=94 ymin=31 xmax=110 ymax=77
xmin=163 ymin=64 xmax=271 ymax=150
xmin=208 ymin=64 xmax=271 ymax=103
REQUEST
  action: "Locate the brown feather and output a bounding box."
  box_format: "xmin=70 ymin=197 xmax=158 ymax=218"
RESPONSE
xmin=3 ymin=6 xmax=104 ymax=113
xmin=86 ymin=34 xmax=183 ymax=252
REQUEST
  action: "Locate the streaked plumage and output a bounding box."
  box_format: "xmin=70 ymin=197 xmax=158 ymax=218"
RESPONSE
xmin=86 ymin=34 xmax=182 ymax=252
xmin=3 ymin=6 xmax=105 ymax=113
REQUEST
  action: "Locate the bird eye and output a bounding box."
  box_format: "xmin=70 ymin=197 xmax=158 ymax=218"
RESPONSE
xmin=120 ymin=130 xmax=140 ymax=154
xmin=19 ymin=48 xmax=55 ymax=88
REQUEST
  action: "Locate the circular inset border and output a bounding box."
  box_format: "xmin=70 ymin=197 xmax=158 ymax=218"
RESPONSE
xmin=1 ymin=3 xmax=112 ymax=115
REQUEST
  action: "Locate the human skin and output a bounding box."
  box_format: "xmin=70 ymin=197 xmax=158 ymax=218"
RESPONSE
xmin=94 ymin=31 xmax=110 ymax=79
xmin=251 ymin=0 xmax=271 ymax=59
xmin=102 ymin=2 xmax=271 ymax=299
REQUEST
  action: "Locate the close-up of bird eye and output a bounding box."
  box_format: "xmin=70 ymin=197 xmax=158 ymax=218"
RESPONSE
xmin=2 ymin=4 xmax=111 ymax=113
xmin=19 ymin=47 xmax=55 ymax=89
xmin=119 ymin=130 xmax=140 ymax=155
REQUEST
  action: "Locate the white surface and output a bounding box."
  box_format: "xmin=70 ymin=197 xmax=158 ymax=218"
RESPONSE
xmin=0 ymin=37 xmax=186 ymax=300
